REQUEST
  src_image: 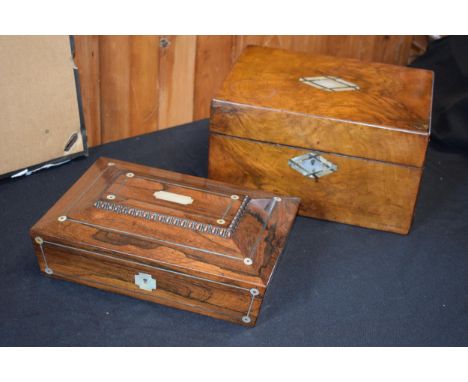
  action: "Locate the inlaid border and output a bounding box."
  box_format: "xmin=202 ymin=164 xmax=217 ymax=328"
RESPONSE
xmin=94 ymin=195 xmax=249 ymax=238
xmin=36 ymin=239 xmax=259 ymax=324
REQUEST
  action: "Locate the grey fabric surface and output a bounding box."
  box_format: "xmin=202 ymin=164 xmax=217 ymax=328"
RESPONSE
xmin=0 ymin=119 xmax=467 ymax=346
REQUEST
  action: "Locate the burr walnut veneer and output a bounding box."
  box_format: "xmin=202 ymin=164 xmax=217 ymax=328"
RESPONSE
xmin=30 ymin=158 xmax=299 ymax=326
xmin=209 ymin=46 xmax=434 ymax=234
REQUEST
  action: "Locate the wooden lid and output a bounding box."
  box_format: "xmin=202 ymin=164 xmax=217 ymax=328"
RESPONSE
xmin=212 ymin=46 xmax=433 ymax=167
xmin=31 ymin=158 xmax=300 ymax=289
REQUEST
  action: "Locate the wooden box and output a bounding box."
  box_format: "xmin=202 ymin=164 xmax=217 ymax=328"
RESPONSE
xmin=30 ymin=158 xmax=299 ymax=326
xmin=209 ymin=46 xmax=433 ymax=234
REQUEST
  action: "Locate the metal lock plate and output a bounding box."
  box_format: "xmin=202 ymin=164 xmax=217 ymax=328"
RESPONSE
xmin=288 ymin=152 xmax=337 ymax=179
xmin=134 ymin=272 xmax=157 ymax=291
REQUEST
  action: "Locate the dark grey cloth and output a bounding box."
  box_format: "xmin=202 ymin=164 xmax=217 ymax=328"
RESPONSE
xmin=1 ymin=119 xmax=467 ymax=346
xmin=411 ymin=36 xmax=468 ymax=152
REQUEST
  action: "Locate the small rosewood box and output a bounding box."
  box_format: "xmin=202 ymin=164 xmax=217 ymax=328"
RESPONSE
xmin=209 ymin=46 xmax=434 ymax=234
xmin=30 ymin=158 xmax=299 ymax=326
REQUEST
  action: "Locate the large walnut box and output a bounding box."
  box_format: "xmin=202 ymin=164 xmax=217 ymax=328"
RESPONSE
xmin=209 ymin=46 xmax=433 ymax=234
xmin=30 ymin=158 xmax=299 ymax=326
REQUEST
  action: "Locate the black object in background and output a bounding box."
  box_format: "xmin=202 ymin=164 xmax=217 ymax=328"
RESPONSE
xmin=411 ymin=36 xmax=468 ymax=153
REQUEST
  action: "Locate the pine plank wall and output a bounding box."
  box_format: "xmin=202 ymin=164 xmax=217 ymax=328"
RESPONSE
xmin=74 ymin=36 xmax=425 ymax=147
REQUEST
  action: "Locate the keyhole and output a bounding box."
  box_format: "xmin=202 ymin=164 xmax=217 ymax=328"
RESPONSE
xmin=143 ymin=278 xmax=148 ymax=284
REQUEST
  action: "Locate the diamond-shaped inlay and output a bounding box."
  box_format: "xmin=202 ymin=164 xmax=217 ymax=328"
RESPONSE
xmin=289 ymin=152 xmax=337 ymax=179
xmin=299 ymin=76 xmax=359 ymax=92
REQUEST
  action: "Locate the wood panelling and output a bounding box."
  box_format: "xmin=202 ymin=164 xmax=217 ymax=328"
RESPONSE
xmin=74 ymin=36 xmax=101 ymax=147
xmin=99 ymin=36 xmax=131 ymax=143
xmin=158 ymin=36 xmax=197 ymax=129
xmin=129 ymin=36 xmax=159 ymax=136
xmin=232 ymin=35 xmax=414 ymax=65
xmin=74 ymin=35 xmax=423 ymax=146
xmin=193 ymin=36 xmax=234 ymax=120
xmin=99 ymin=36 xmax=159 ymax=143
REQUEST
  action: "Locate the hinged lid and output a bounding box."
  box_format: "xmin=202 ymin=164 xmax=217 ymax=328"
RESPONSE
xmin=31 ymin=158 xmax=300 ymax=288
xmin=211 ymin=46 xmax=434 ymax=167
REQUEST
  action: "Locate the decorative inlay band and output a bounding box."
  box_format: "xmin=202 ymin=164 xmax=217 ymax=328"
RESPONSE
xmin=229 ymin=195 xmax=249 ymax=233
xmin=93 ymin=196 xmax=250 ymax=238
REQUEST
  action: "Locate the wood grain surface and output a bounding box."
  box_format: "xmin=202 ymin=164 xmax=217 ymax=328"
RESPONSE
xmin=193 ymin=36 xmax=234 ymax=121
xmin=210 ymin=100 xmax=429 ymax=168
xmin=99 ymin=36 xmax=159 ymax=143
xmin=30 ymin=158 xmax=299 ymax=326
xmin=158 ymin=36 xmax=197 ymax=128
xmin=35 ymin=242 xmax=262 ymax=325
xmin=209 ymin=134 xmax=422 ymax=234
xmin=74 ymin=36 xmax=422 ymax=146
